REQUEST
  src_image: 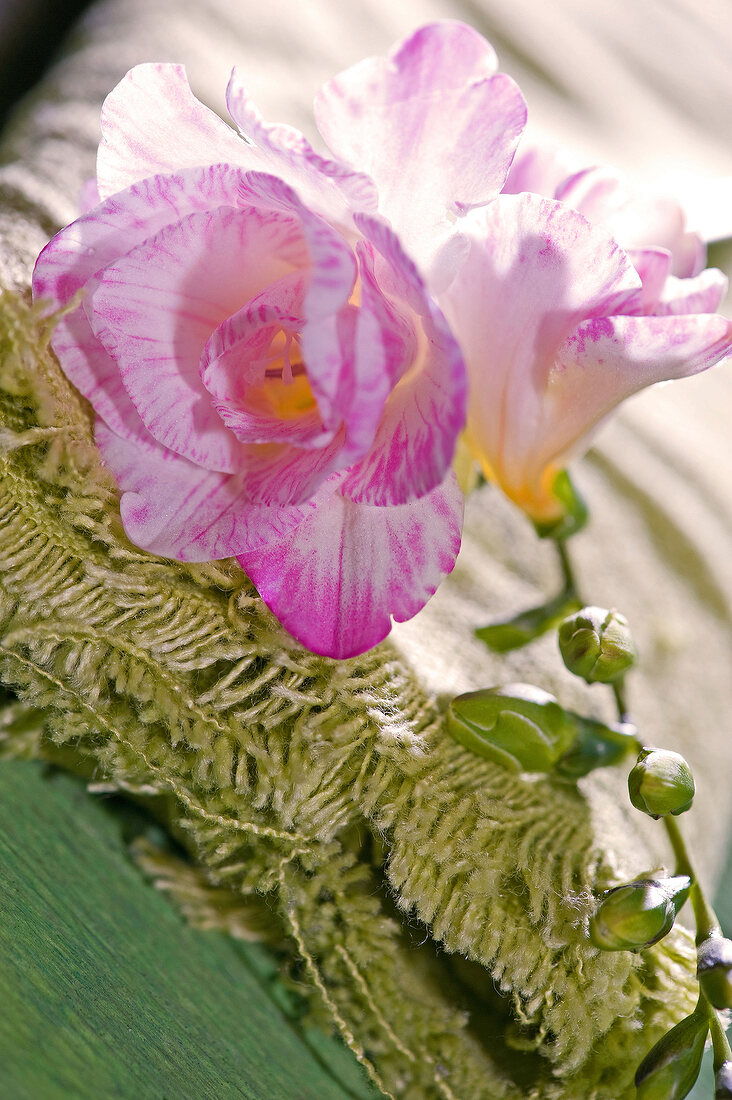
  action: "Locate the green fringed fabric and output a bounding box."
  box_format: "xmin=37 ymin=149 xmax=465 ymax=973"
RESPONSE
xmin=0 ymin=287 xmax=697 ymax=1099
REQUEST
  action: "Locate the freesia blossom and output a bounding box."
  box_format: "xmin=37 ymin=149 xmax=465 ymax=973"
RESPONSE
xmin=32 ymin=22 xmax=527 ymax=658
xmin=405 ymin=133 xmax=731 ymax=526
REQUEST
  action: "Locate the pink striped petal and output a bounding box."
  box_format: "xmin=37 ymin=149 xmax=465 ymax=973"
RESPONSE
xmin=556 ymin=167 xmax=706 ymax=278
xmin=652 ymin=269 xmax=728 ymax=316
xmin=341 ymin=214 xmax=466 ymax=505
xmin=95 ymin=418 xmax=311 ymax=561
xmin=88 ymin=203 xmax=310 ymax=473
xmin=628 ymin=248 xmax=672 ymax=310
xmin=238 ymin=471 xmax=464 ymax=658
xmin=538 ymin=312 xmax=732 ymax=473
xmin=315 ymin=22 xmax=526 ymax=275
xmin=32 ymin=166 xmax=267 ymax=440
xmin=97 ymin=64 xmax=261 ymax=199
xmin=442 ymin=194 xmax=642 ymax=492
xmin=225 ymin=70 xmax=378 ymax=224
xmin=503 ymin=139 xmax=580 ymax=197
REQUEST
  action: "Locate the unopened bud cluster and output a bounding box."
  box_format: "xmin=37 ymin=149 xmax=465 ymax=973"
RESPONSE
xmin=558 ymin=606 xmax=636 ymax=683
xmin=628 ymin=748 xmax=695 ymax=819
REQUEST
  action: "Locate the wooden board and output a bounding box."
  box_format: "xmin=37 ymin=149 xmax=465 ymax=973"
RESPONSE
xmin=0 ymin=758 xmax=374 ymax=1100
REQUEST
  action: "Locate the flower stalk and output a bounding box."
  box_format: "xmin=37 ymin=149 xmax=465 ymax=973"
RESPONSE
xmin=555 ymin=537 xmax=731 ymax=1095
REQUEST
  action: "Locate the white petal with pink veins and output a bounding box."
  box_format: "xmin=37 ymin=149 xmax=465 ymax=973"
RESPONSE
xmin=341 ymin=214 xmax=466 ymax=505
xmin=652 ymin=269 xmax=728 ymax=317
xmin=225 ymin=71 xmax=378 ymax=225
xmin=33 ymin=166 xmax=276 ymax=440
xmin=315 ymin=21 xmax=526 ymax=277
xmin=556 ymin=167 xmax=706 ymax=278
xmin=95 ymin=419 xmax=312 ymax=561
xmin=537 ymin=312 xmax=732 ymax=475
xmin=88 ymin=204 xmax=309 ymax=473
xmin=238 ymin=471 xmax=464 ymax=659
xmin=97 ymin=64 xmax=263 ymax=199
xmin=441 ymin=193 xmax=641 ymax=491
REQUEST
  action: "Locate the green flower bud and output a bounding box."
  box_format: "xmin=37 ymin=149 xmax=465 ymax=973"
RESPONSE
xmin=715 ymin=1061 xmax=732 ymax=1098
xmin=697 ymin=934 xmax=732 ymax=1010
xmin=628 ymin=748 xmax=695 ymax=818
xmin=447 ymin=684 xmax=577 ymax=773
xmin=589 ymin=875 xmax=691 ymax=951
xmin=558 ymin=606 xmax=636 ymax=683
xmin=634 ymin=1009 xmax=708 ymax=1100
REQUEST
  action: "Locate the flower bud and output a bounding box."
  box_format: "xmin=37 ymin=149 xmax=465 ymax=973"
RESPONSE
xmin=558 ymin=606 xmax=636 ymax=683
xmin=589 ymin=875 xmax=691 ymax=951
xmin=628 ymin=748 xmax=695 ymax=819
xmin=447 ymin=684 xmax=577 ymax=772
xmin=634 ymin=1009 xmax=708 ymax=1100
xmin=697 ymin=934 xmax=732 ymax=1010
xmin=715 ymin=1061 xmax=732 ymax=1098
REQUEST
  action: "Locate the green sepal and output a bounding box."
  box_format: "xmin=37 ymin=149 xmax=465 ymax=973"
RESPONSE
xmin=555 ymin=716 xmax=638 ymax=779
xmin=447 ymin=684 xmax=636 ymax=778
xmin=634 ymin=1006 xmax=708 ymax=1099
xmin=475 ymin=590 xmax=582 ymax=653
xmin=533 ymin=470 xmax=588 ymax=541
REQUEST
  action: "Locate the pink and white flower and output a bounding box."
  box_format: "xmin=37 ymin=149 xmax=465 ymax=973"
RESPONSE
xmin=430 ymin=141 xmax=732 ymax=525
xmin=32 ymin=22 xmax=527 ymax=657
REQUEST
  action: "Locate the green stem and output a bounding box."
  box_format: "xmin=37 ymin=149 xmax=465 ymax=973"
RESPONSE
xmin=555 ymin=538 xmax=578 ymax=599
xmin=663 ymin=814 xmax=719 ymax=942
xmin=705 ymin=993 xmax=732 ymax=1072
xmin=611 ymin=679 xmax=631 ymax=727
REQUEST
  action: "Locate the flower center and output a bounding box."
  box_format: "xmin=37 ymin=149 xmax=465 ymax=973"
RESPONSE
xmin=252 ymin=328 xmax=317 ymax=421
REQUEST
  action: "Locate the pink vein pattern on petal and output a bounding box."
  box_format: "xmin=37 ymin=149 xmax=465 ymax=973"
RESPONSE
xmin=238 ymin=470 xmax=464 ymax=659
xmin=32 ymin=166 xmax=272 ymax=440
xmin=342 ymin=214 xmax=466 ymax=505
xmin=441 ymin=193 xmax=642 ymax=489
xmin=97 ymin=64 xmax=263 ymax=199
xmin=225 ymin=70 xmax=378 ymax=224
xmin=95 ymin=418 xmax=313 ymax=561
xmin=537 ymin=312 xmax=732 ymax=473
xmin=556 ymin=167 xmax=706 ymax=277
xmin=88 ymin=203 xmax=309 ymax=473
xmin=315 ymin=21 xmax=526 ymax=274
xmin=652 ymin=269 xmax=729 ymax=316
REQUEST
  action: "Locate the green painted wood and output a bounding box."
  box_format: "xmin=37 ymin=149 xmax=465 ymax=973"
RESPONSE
xmin=0 ymin=759 xmax=375 ymax=1100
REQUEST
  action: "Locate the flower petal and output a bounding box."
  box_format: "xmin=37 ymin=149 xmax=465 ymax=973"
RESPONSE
xmin=538 ymin=312 xmax=732 ymax=473
xmin=238 ymin=471 xmax=464 ymax=658
xmin=628 ymin=248 xmax=672 ymax=310
xmin=97 ymin=64 xmax=260 ymax=199
xmin=95 ymin=418 xmax=311 ymax=561
xmin=225 ymin=70 xmax=378 ymax=223
xmin=341 ymin=214 xmax=466 ymax=505
xmin=32 ymin=166 xmax=267 ymax=440
xmin=441 ymin=193 xmax=642 ymax=494
xmin=88 ymin=203 xmax=309 ymax=473
xmin=556 ymin=167 xmax=706 ymax=277
xmin=315 ymin=21 xmax=526 ymax=275
xmin=652 ymin=269 xmax=728 ymax=316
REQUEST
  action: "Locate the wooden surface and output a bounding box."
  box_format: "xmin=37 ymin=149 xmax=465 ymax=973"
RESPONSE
xmin=0 ymin=758 xmax=374 ymax=1100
